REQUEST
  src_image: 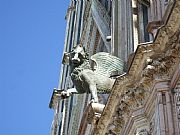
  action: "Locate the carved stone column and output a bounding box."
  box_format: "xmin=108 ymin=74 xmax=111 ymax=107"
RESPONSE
xmin=155 ymin=81 xmax=175 ymax=135
xmin=173 ymin=82 xmax=180 ymax=135
xmin=111 ymin=0 xmax=134 ymax=63
xmin=91 ymin=0 xmax=111 ymax=52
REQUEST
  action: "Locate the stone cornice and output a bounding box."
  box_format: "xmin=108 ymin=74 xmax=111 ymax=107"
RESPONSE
xmin=94 ymin=0 xmax=180 ymax=134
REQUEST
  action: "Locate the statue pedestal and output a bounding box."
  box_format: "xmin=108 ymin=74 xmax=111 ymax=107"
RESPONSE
xmin=78 ymin=102 xmax=105 ymax=135
xmin=87 ymin=103 xmax=105 ymax=125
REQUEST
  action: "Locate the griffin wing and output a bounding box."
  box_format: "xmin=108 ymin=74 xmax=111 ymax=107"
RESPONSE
xmin=91 ymin=52 xmax=124 ymax=77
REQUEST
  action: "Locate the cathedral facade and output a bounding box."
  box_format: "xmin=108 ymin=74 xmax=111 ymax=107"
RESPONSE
xmin=49 ymin=0 xmax=180 ymax=135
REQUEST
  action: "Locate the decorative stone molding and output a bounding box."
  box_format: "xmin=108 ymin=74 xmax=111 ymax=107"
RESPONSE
xmin=174 ymin=83 xmax=180 ymax=131
xmin=93 ymin=1 xmax=180 ymax=134
xmin=149 ymin=120 xmax=155 ymax=134
xmin=135 ymin=128 xmax=150 ymax=135
xmin=103 ymin=84 xmax=148 ymax=134
xmin=140 ymin=32 xmax=180 ymax=90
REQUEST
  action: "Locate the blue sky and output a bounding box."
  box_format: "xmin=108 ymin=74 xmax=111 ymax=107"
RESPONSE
xmin=0 ymin=0 xmax=69 ymax=134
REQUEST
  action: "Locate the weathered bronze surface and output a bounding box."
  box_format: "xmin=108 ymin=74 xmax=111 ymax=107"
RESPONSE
xmin=62 ymin=44 xmax=124 ymax=102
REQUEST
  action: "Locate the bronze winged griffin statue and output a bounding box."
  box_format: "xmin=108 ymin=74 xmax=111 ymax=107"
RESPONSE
xmin=60 ymin=44 xmax=124 ymax=102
